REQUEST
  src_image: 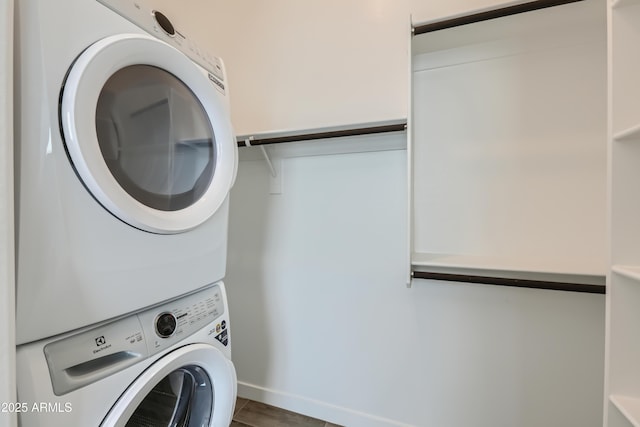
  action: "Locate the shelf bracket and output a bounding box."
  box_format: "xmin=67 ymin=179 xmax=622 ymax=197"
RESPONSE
xmin=244 ymin=137 xmax=282 ymax=194
xmin=260 ymin=145 xmax=277 ymax=178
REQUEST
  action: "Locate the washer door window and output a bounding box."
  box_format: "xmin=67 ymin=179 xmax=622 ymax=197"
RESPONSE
xmin=61 ymin=34 xmax=236 ymax=234
xmin=102 ymin=344 xmax=237 ymax=427
xmin=126 ymin=365 xmax=212 ymax=426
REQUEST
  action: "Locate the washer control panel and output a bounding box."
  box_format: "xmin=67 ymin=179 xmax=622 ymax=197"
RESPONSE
xmin=138 ymin=285 xmax=224 ymax=354
xmin=96 ymin=0 xmax=225 ymax=83
xmin=44 ymin=284 xmax=226 ymax=396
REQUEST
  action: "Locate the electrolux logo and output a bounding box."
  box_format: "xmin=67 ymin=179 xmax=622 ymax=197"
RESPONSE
xmin=208 ymin=73 xmax=225 ymax=91
xmin=93 ymin=335 xmax=111 ymax=354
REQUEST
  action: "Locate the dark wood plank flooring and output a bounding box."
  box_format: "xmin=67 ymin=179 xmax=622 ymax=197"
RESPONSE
xmin=232 ymin=398 xmax=342 ymax=427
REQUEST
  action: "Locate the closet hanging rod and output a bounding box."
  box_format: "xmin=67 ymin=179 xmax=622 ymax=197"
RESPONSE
xmin=237 ymin=121 xmax=407 ymax=147
xmin=413 ymin=271 xmax=606 ymax=294
xmin=413 ymin=0 xmax=585 ymax=35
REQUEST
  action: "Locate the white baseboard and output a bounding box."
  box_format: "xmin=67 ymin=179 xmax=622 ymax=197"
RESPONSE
xmin=236 ymin=381 xmax=414 ymax=427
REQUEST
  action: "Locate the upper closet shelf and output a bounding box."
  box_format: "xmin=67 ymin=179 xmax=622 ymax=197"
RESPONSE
xmin=412 ymin=0 xmax=585 ymax=35
xmin=610 ymin=395 xmax=640 ymax=427
xmin=612 ymin=265 xmax=640 ymax=282
xmin=612 ymin=0 xmax=640 ymax=9
xmin=411 ymin=253 xmax=605 ymax=292
xmin=236 ymin=119 xmax=407 ymax=161
xmin=614 ymin=123 xmax=640 ymax=141
xmin=237 ymin=119 xmax=407 ymax=147
xmin=412 ymin=253 xmax=605 ymax=279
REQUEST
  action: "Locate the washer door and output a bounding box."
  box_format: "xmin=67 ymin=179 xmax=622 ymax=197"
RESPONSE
xmin=61 ymin=34 xmax=237 ymax=234
xmin=101 ymin=344 xmax=237 ymax=427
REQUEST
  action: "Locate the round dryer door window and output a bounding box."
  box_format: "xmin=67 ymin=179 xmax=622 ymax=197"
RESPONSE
xmin=61 ymin=34 xmax=237 ymax=234
xmin=101 ymin=344 xmax=237 ymax=427
xmin=96 ymin=65 xmax=215 ymax=212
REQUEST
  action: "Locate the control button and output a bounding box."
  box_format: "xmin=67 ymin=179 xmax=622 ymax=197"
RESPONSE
xmin=155 ymin=312 xmax=177 ymax=338
xmin=153 ymin=10 xmax=175 ymax=36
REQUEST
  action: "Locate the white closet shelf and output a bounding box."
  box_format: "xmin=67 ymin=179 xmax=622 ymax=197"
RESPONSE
xmin=237 ymin=119 xmax=407 ymax=160
xmin=611 ymin=395 xmax=640 ymax=427
xmin=612 ymin=0 xmax=640 ymax=9
xmin=614 ymin=123 xmax=640 ymax=141
xmin=412 ymin=252 xmax=606 ymax=278
xmin=237 ymin=119 xmax=407 ymax=147
xmin=411 ymin=252 xmax=605 ymax=293
xmin=612 ymin=265 xmax=640 ymax=282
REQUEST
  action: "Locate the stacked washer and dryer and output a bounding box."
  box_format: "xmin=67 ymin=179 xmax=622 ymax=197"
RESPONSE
xmin=14 ymin=0 xmax=238 ymax=425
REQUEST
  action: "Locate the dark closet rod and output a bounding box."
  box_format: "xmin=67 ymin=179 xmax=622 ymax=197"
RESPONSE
xmin=413 ymin=0 xmax=585 ymax=35
xmin=237 ymin=122 xmax=407 ymax=147
xmin=413 ymin=271 xmax=606 ymax=294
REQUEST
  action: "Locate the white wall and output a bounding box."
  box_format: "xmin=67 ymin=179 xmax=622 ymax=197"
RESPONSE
xmin=226 ymin=140 xmax=605 ymax=426
xmin=148 ymin=0 xmax=411 ymax=136
xmin=149 ymin=0 xmax=527 ymax=136
xmin=0 ymin=1 xmax=16 ymax=427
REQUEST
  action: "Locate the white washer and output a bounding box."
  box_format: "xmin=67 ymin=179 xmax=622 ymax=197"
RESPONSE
xmin=14 ymin=0 xmax=238 ymax=344
xmin=17 ymin=282 xmax=237 ymax=426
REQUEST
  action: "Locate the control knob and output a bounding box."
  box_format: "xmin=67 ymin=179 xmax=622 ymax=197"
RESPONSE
xmin=153 ymin=10 xmax=175 ymax=36
xmin=155 ymin=312 xmax=177 ymax=338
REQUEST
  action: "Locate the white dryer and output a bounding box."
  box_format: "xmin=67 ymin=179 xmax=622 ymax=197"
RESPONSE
xmin=17 ymin=282 xmax=237 ymax=426
xmin=14 ymin=0 xmax=238 ymax=344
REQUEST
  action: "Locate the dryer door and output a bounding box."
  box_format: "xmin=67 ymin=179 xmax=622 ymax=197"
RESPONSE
xmin=61 ymin=34 xmax=237 ymax=234
xmin=101 ymin=344 xmax=237 ymax=427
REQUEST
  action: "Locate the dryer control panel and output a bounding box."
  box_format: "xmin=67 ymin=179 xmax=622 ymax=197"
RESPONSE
xmin=44 ymin=284 xmax=226 ymax=396
xmin=96 ymin=0 xmax=226 ymax=82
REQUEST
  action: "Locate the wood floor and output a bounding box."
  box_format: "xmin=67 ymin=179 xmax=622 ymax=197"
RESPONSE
xmin=232 ymin=398 xmax=342 ymax=427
